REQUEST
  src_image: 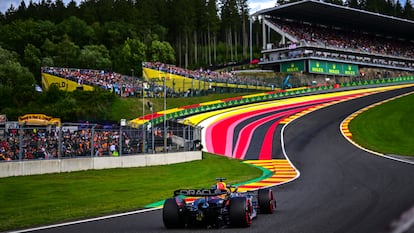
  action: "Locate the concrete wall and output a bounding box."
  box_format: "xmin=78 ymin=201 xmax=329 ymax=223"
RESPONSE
xmin=0 ymin=151 xmax=202 ymax=178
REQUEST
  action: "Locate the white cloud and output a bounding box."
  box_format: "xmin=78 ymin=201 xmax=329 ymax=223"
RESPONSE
xmin=249 ymin=0 xmax=277 ymax=13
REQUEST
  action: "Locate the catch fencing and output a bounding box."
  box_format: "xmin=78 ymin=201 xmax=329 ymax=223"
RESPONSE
xmin=0 ymin=121 xmax=203 ymax=162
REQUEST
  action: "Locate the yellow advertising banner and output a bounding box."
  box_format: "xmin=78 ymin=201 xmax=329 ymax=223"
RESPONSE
xmin=41 ymin=73 xmax=94 ymax=92
xmin=18 ymin=114 xmax=61 ymax=126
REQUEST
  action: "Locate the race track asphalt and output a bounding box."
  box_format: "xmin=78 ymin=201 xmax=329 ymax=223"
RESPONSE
xmin=24 ymin=86 xmax=414 ymax=233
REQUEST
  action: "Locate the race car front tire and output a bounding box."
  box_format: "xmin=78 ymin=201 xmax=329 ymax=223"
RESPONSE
xmin=229 ymin=197 xmax=252 ymax=227
xmin=162 ymin=197 xmax=186 ymax=228
xmin=258 ymin=188 xmax=276 ymax=214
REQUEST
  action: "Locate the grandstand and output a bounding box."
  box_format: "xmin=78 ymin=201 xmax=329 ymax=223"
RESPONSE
xmin=253 ymin=0 xmax=414 ymax=84
xmin=41 ymin=64 xmax=278 ymax=98
xmin=142 ymin=62 xmax=277 ymax=93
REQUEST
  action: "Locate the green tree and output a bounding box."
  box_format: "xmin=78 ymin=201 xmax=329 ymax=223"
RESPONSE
xmin=0 ymin=19 xmax=33 ymax=54
xmin=219 ymin=0 xmax=239 ymax=61
xmin=403 ymin=0 xmax=414 ymax=19
xmin=66 ymin=0 xmax=79 ymax=16
xmin=364 ymin=0 xmax=387 ymax=13
xmin=345 ymin=0 xmax=360 ymax=8
xmin=112 ymin=0 xmax=139 ymax=25
xmin=35 ymin=0 xmax=56 ymax=22
xmin=237 ymin=0 xmax=250 ymax=59
xmin=0 ymin=46 xmax=19 ymax=63
xmin=94 ymin=21 xmax=137 ymax=51
xmin=23 ymin=43 xmax=42 ymax=83
xmin=326 ymin=0 xmax=344 ymax=5
xmin=33 ymin=20 xmax=58 ymax=47
xmin=54 ymin=35 xmax=80 ymax=67
xmin=120 ymin=38 xmax=147 ymax=75
xmin=57 ymin=16 xmax=95 ymax=47
xmin=16 ymin=0 xmax=28 ymax=19
xmin=51 ymin=0 xmax=67 ymax=23
xmin=394 ymin=0 xmax=404 ymax=17
xmin=49 ymin=93 xmax=77 ymax=121
xmin=71 ymin=89 xmax=116 ymax=121
xmin=206 ymin=0 xmax=221 ymax=65
xmin=0 ymin=19 xmax=56 ymax=54
xmin=0 ymin=46 xmax=36 ymax=110
xmin=149 ymin=40 xmax=175 ymax=64
xmin=41 ymin=38 xmax=56 ymax=58
xmin=78 ymin=0 xmax=99 ymax=24
xmin=41 ymin=84 xmax=64 ymax=105
xmin=78 ymin=45 xmax=112 ymax=70
xmin=41 ymin=57 xmax=54 ymax=67
xmin=167 ymin=0 xmax=195 ymax=68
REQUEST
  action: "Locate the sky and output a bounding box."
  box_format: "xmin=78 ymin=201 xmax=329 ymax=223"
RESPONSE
xmin=0 ymin=0 xmax=277 ymax=14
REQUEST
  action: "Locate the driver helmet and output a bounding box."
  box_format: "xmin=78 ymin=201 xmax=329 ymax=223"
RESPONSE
xmin=216 ymin=182 xmax=227 ymax=191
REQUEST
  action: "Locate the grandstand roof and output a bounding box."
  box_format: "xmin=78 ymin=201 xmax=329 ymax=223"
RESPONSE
xmin=254 ymin=0 xmax=414 ymax=40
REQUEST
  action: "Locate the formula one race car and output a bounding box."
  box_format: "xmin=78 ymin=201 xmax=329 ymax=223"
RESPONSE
xmin=162 ymin=178 xmax=276 ymax=229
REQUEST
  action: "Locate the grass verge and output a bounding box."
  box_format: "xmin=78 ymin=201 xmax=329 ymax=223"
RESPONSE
xmin=349 ymin=93 xmax=414 ymax=156
xmin=0 ymin=153 xmax=262 ymax=232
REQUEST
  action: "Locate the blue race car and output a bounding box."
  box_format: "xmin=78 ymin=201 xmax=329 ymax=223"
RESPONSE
xmin=163 ymin=178 xmax=276 ymax=229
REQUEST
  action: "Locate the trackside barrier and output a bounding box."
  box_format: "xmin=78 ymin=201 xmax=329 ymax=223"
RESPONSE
xmin=0 ymin=151 xmax=202 ymax=178
xmin=0 ymin=123 xmax=202 ymax=160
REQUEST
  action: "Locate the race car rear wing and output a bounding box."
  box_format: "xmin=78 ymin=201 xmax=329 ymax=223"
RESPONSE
xmin=174 ymin=189 xmax=227 ymax=197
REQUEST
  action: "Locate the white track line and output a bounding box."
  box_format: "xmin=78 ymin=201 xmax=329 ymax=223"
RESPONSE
xmin=339 ymin=91 xmax=414 ymax=165
xmin=279 ymin=122 xmax=301 ymax=185
xmin=10 ymin=208 xmax=160 ymax=233
xmin=14 ymin=90 xmax=414 ymax=233
xmin=339 ymin=91 xmax=414 ymax=233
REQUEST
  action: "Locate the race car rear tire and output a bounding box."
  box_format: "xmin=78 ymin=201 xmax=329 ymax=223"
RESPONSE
xmin=229 ymin=197 xmax=252 ymax=227
xmin=163 ymin=198 xmax=186 ymax=228
xmin=258 ymin=188 xmax=276 ymax=214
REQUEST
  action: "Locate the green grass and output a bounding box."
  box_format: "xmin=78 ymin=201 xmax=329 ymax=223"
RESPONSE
xmin=349 ymin=93 xmax=414 ymax=156
xmin=0 ymin=153 xmax=262 ymax=231
xmin=2 ymin=91 xmax=413 ymax=231
xmin=0 ymin=92 xmax=260 ymax=231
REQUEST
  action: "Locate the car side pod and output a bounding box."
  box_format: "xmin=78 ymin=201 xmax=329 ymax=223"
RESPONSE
xmin=229 ymin=196 xmax=253 ymax=228
xmin=258 ymin=188 xmax=276 ymax=214
xmin=162 ymin=197 xmax=187 ymax=229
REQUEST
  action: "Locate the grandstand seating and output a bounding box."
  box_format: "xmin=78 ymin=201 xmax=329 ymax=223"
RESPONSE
xmin=143 ymin=61 xmax=279 ymax=87
xmin=42 ymin=63 xmax=278 ymax=97
xmin=264 ymin=19 xmax=414 ymax=70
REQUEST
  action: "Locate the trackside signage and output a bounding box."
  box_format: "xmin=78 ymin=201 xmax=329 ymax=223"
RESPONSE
xmin=174 ymin=189 xmax=226 ymax=196
xmin=344 ymin=64 xmax=358 ymax=76
xmin=41 ymin=73 xmax=94 ymax=91
xmin=308 ymin=60 xmax=358 ymax=76
xmin=280 ymin=61 xmax=305 ymax=73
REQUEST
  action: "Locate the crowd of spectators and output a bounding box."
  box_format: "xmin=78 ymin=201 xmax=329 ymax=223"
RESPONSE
xmin=42 ymin=62 xmax=277 ymax=98
xmin=0 ymin=123 xmax=190 ymax=161
xmin=272 ymin=19 xmax=414 ymax=58
xmin=143 ymin=62 xmax=276 ymax=88
xmin=42 ymin=67 xmax=155 ymax=98
xmin=0 ymin=127 xmax=143 ymax=161
xmin=269 ymin=19 xmax=414 ymax=69
xmin=42 ymin=19 xmax=414 ymax=97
